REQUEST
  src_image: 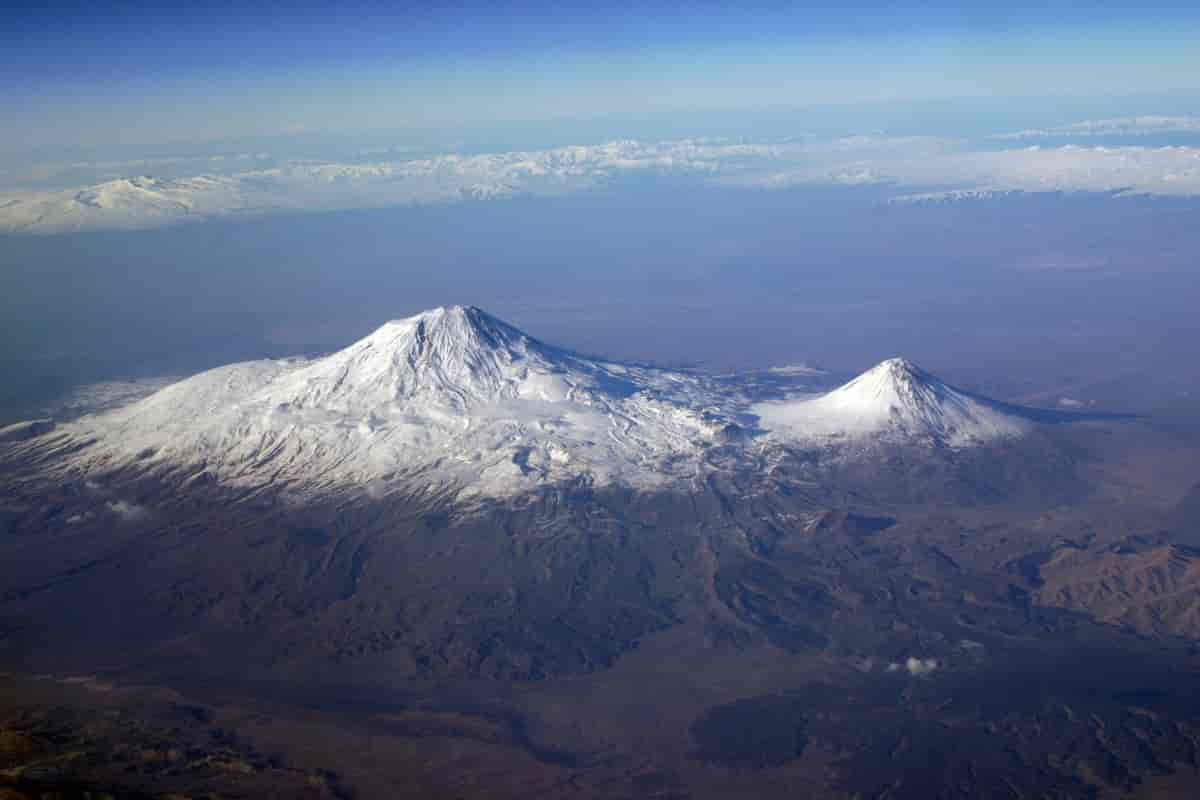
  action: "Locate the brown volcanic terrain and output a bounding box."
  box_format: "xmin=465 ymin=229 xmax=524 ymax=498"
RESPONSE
xmin=1036 ymin=540 xmax=1200 ymax=640
xmin=3 ymin=418 xmax=1200 ymax=798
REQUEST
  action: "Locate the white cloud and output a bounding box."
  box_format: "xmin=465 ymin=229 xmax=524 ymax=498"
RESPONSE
xmin=992 ymin=115 xmax=1200 ymax=140
xmin=751 ymin=142 xmax=1200 ymax=197
xmin=766 ymin=363 xmax=826 ymax=377
xmin=888 ymin=657 xmax=939 ymax=677
xmin=906 ymin=657 xmax=938 ymax=676
xmin=3 ymin=135 xmax=1199 ymax=234
xmin=106 ymin=499 xmax=149 ymax=521
xmin=0 ymin=140 xmax=735 ymax=234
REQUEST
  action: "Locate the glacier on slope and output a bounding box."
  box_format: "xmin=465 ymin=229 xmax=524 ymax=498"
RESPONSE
xmin=752 ymin=357 xmax=1032 ymax=447
xmin=51 ymin=306 xmax=733 ymax=501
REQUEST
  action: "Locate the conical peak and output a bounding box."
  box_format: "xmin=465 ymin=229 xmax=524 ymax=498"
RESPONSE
xmin=382 ymin=305 xmax=490 ymax=332
xmin=876 ymin=357 xmax=915 ymax=371
xmin=850 ymin=357 xmax=947 ymax=396
xmin=416 ymin=306 xmax=523 ymax=358
xmin=321 ymin=305 xmax=562 ymax=407
xmin=753 ymin=354 xmax=1031 ymax=446
xmin=868 ymin=357 xmax=924 ymax=380
xmin=369 ymin=306 xmax=528 ymax=355
xmin=842 ymin=357 xmax=934 ymax=391
xmin=414 ymin=304 xmax=483 ymax=321
xmin=411 ymin=305 xmax=485 ymax=337
xmin=230 ymin=307 xmax=539 ymax=416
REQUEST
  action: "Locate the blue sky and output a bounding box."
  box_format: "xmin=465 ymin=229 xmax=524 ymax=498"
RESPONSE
xmin=4 ymin=3 xmax=1200 ymax=422
xmin=5 ymin=1 xmax=1200 ymax=152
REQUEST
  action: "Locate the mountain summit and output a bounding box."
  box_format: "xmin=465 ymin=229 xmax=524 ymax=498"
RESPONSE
xmin=753 ymin=357 xmax=1031 ymax=446
xmin=256 ymin=305 xmax=597 ymax=413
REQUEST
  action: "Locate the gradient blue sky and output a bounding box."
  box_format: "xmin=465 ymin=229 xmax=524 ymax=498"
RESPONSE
xmin=4 ymin=3 xmax=1200 ymax=423
xmin=5 ymin=1 xmax=1200 ymax=152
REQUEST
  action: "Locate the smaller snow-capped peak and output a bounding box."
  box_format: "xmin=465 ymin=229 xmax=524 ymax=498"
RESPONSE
xmin=832 ymin=357 xmax=943 ymax=412
xmin=852 ymin=356 xmax=923 ymax=383
xmin=753 ymin=357 xmax=1031 ymax=446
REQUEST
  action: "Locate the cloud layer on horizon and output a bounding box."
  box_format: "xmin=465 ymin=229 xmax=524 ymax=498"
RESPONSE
xmin=2 ymin=134 xmax=1199 ymax=234
xmin=991 ymin=115 xmax=1200 ymax=140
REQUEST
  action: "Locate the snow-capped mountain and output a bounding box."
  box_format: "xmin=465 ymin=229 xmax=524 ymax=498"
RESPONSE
xmin=43 ymin=306 xmax=731 ymax=501
xmin=752 ymin=357 xmax=1031 ymax=447
xmin=3 ymin=313 xmax=1080 ymax=505
xmin=0 ymin=140 xmax=731 ymax=234
xmin=0 ymin=175 xmax=248 ymax=233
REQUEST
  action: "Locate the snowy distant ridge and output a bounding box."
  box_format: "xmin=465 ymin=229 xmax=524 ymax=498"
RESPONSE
xmin=7 ymin=136 xmax=1200 ymax=233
